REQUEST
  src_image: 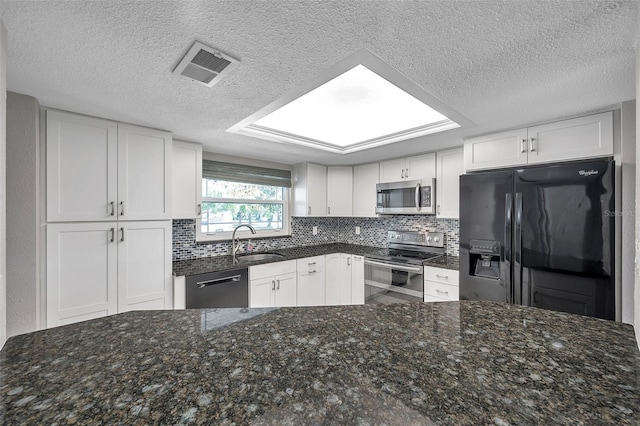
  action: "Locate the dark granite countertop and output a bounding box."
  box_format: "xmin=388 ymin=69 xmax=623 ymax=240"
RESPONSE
xmin=424 ymin=254 xmax=460 ymax=271
xmin=173 ymin=243 xmax=387 ymax=276
xmin=1 ymin=301 xmax=638 ymax=424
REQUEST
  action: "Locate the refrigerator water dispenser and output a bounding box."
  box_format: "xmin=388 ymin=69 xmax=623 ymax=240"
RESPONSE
xmin=469 ymin=240 xmax=501 ymax=280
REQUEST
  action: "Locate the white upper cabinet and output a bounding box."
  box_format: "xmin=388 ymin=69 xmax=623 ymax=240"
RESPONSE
xmin=436 ymin=148 xmax=464 ymax=219
xmin=327 ymin=166 xmax=353 ymax=216
xmin=526 ymin=112 xmax=613 ymax=165
xmin=464 ymin=112 xmax=613 ymax=171
xmin=172 ymin=140 xmax=202 ymax=219
xmin=352 ymin=162 xmax=379 ymax=217
xmin=464 ymin=128 xmax=528 ymax=171
xmin=379 ymin=153 xmax=436 ymax=183
xmin=117 ymin=123 xmax=172 ymax=220
xmin=292 ymin=163 xmax=327 ymax=216
xmin=47 ymin=110 xmax=173 ymax=222
xmin=46 ymin=110 xmax=118 ymax=222
xmin=379 ymin=158 xmax=406 ymax=183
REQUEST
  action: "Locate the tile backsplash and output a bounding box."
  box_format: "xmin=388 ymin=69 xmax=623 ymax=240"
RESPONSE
xmin=173 ymin=216 xmax=459 ymax=261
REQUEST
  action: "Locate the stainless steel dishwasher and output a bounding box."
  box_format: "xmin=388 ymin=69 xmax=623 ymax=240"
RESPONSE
xmin=185 ymin=267 xmax=249 ymax=308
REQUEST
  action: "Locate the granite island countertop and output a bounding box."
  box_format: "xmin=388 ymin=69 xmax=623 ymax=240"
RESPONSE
xmin=173 ymin=243 xmax=459 ymax=276
xmin=1 ymin=301 xmax=638 ymax=424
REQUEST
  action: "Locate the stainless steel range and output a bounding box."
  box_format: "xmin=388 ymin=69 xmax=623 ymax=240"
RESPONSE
xmin=364 ymin=230 xmax=445 ymax=304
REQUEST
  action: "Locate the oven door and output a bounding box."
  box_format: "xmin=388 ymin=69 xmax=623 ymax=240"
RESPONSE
xmin=364 ymin=258 xmax=424 ymax=304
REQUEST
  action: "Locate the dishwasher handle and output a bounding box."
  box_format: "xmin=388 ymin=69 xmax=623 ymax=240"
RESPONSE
xmin=196 ymin=274 xmax=242 ymax=289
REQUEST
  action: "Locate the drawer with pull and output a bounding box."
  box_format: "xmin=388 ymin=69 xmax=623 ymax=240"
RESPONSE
xmin=424 ymin=266 xmax=459 ymax=285
xmin=296 ymin=255 xmax=325 ymax=276
xmin=424 ymin=280 xmax=459 ymax=301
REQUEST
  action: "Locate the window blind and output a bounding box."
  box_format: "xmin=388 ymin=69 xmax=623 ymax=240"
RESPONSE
xmin=202 ymin=160 xmax=292 ymax=188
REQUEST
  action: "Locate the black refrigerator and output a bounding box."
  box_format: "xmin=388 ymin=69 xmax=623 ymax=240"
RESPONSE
xmin=459 ymin=158 xmax=615 ymax=320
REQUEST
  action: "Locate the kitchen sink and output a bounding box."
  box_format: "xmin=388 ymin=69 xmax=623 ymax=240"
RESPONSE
xmin=235 ymin=253 xmax=285 ymax=262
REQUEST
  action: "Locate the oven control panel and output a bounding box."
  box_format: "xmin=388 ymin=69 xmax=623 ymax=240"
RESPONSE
xmin=387 ymin=230 xmax=444 ymax=248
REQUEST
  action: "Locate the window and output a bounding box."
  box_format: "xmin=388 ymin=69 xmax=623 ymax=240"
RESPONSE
xmin=196 ymin=160 xmax=291 ymax=241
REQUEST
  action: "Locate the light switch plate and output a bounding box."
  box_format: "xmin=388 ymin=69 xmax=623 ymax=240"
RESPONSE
xmin=355 ymin=226 xmax=361 ymax=235
xmin=312 ymin=226 xmax=318 ymax=235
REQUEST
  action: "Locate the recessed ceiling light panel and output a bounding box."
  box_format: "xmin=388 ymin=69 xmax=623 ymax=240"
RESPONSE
xmin=228 ymin=49 xmax=471 ymax=153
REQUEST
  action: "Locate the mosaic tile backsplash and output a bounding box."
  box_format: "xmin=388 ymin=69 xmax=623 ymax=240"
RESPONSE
xmin=173 ymin=216 xmax=459 ymax=261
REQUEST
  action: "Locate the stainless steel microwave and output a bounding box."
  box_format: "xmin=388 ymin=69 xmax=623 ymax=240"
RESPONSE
xmin=375 ymin=179 xmax=436 ymax=215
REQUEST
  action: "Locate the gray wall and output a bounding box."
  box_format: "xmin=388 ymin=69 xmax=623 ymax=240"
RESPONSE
xmin=6 ymin=92 xmax=41 ymax=337
xmin=0 ymin=21 xmax=7 ymax=349
xmin=620 ymin=101 xmax=635 ymax=325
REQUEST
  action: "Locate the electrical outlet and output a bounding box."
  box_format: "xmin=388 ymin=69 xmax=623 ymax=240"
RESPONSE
xmin=355 ymin=226 xmax=361 ymax=235
xmin=312 ymin=226 xmax=318 ymax=235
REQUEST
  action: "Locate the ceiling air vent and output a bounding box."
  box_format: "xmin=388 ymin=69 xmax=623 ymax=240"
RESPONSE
xmin=173 ymin=41 xmax=239 ymax=88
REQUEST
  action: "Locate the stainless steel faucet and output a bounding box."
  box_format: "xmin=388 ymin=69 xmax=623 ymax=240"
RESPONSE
xmin=232 ymin=224 xmax=256 ymax=263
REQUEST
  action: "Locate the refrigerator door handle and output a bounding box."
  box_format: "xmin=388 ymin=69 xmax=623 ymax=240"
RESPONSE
xmin=514 ymin=192 xmax=524 ymax=306
xmin=504 ymin=193 xmax=512 ymax=303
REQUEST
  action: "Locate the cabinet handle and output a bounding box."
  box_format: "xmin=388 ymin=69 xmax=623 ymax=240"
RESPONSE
xmin=529 ymin=138 xmax=536 ymax=152
xmin=119 ymin=201 xmax=125 ymax=216
xmin=120 ymin=227 xmax=125 ymax=242
xmin=308 ymin=206 xmax=311 ymax=215
xmin=276 ymin=279 xmax=280 ymax=289
xmin=109 ymin=201 xmax=115 ymax=216
xmin=308 ymin=262 xmax=316 ymax=266
xmin=401 ymin=169 xmax=404 ymax=179
xmin=405 ymin=168 xmax=409 ymax=178
xmin=328 ymin=206 xmax=331 ymax=215
xmin=110 ymin=228 xmax=115 ymax=243
xmin=520 ymin=139 xmax=527 ymax=153
xmin=436 ymin=274 xmax=449 ymax=279
xmin=347 ymin=257 xmax=351 ymax=266
xmin=197 ymin=204 xmax=202 ymax=216
xmin=437 ymin=205 xmax=441 ymax=216
xmin=308 ymin=270 xmax=317 ymax=274
xmin=272 ymin=280 xmax=276 ymax=291
xmin=436 ymin=289 xmax=449 ymax=295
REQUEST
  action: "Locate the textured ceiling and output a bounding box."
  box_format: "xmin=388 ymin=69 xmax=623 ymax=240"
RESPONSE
xmin=0 ymin=0 xmax=637 ymax=165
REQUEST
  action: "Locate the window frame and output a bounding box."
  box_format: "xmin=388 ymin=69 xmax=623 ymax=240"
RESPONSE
xmin=195 ymin=180 xmax=291 ymax=242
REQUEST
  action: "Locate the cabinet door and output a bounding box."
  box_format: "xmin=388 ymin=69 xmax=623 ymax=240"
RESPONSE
xmin=436 ymin=148 xmax=464 ymax=219
xmin=307 ymin=163 xmax=327 ymax=216
xmin=464 ymin=128 xmax=528 ymax=171
xmin=172 ymin=141 xmax=202 ymax=219
xmin=117 ymin=221 xmax=172 ymax=312
xmin=405 ymin=153 xmax=436 ymax=182
xmin=327 ymin=166 xmax=353 ymax=216
xmin=526 ymin=112 xmax=613 ymax=165
xmin=250 ymin=276 xmax=276 ymax=307
xmin=339 ymin=254 xmax=353 ymax=305
xmin=297 ymin=271 xmax=326 ymax=306
xmin=379 ymin=158 xmax=406 ymax=183
xmin=325 ymin=253 xmax=341 ymax=305
xmin=274 ymin=272 xmax=297 ymax=307
xmin=47 ymin=222 xmax=118 ymax=327
xmin=351 ymin=255 xmax=365 ymax=305
xmin=46 ymin=110 xmax=117 ymax=222
xmin=353 ymin=163 xmax=379 ymax=217
xmin=117 ymin=123 xmax=172 ymax=220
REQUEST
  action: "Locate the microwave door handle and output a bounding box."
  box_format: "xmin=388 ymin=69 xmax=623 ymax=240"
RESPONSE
xmin=415 ymin=183 xmax=421 ymax=212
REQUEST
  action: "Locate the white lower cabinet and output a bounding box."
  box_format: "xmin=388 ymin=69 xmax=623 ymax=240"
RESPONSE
xmin=350 ymin=255 xmax=365 ymax=305
xmin=117 ymin=221 xmax=173 ymax=312
xmin=46 ymin=221 xmax=172 ymax=327
xmin=326 ymin=253 xmax=365 ymax=305
xmin=296 ymin=256 xmax=326 ymax=306
xmin=249 ymin=260 xmax=297 ymax=307
xmin=423 ymin=266 xmax=459 ymax=302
